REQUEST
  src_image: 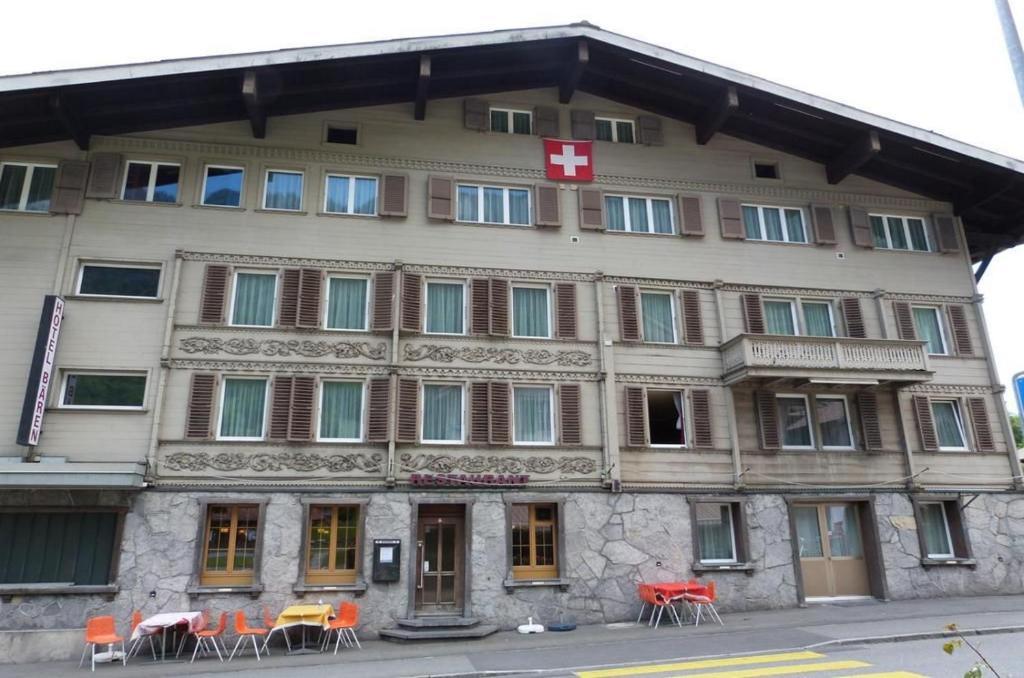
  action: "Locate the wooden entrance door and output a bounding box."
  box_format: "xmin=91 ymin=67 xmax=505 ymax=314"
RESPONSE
xmin=794 ymin=503 xmax=870 ymax=598
xmin=415 ymin=507 xmax=464 ymax=614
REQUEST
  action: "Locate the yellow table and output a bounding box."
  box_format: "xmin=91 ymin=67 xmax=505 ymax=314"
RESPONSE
xmin=267 ymin=604 xmax=335 ymax=654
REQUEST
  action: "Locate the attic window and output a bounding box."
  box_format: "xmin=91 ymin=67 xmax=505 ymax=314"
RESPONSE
xmin=753 ymin=162 xmax=779 ymax=180
xmin=326 ymin=126 xmax=358 ymax=145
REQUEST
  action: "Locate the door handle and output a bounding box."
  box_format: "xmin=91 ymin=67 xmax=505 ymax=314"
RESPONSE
xmin=417 ymin=540 xmax=424 ymax=590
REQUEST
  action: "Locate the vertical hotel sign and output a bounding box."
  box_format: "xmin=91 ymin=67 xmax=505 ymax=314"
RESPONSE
xmin=16 ymin=295 xmax=65 ymax=446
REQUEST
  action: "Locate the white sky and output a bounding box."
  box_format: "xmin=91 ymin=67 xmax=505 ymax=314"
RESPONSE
xmin=4 ymin=0 xmax=1024 ymax=410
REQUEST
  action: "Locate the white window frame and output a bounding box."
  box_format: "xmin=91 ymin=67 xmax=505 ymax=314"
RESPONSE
xmin=75 ymin=261 xmax=163 ymax=299
xmin=762 ymin=298 xmax=800 ymax=336
xmin=741 ymin=204 xmax=808 ymax=243
xmin=511 ymin=384 xmax=556 ymax=446
xmin=216 ymin=376 xmax=269 ymax=442
xmin=322 ymin=173 xmax=379 ymax=216
xmin=200 ymin=164 xmax=245 ymax=208
xmin=489 ymin=108 xmax=532 ymax=134
xmin=420 ymin=382 xmax=465 ymax=445
xmin=777 ymin=393 xmax=816 ymax=450
xmin=799 ymin=299 xmax=837 ymax=337
xmin=456 ymin=184 xmax=531 ymax=226
xmin=697 ymin=503 xmax=738 ymax=564
xmin=595 ymin=117 xmax=636 ymax=143
xmin=228 ymin=269 xmax=279 ymax=328
xmin=869 ymin=213 xmax=931 ymax=252
xmin=323 ymin=274 xmax=370 ymax=332
xmin=931 ymin=399 xmax=969 ymax=452
xmin=920 ymin=501 xmax=956 ymax=558
xmin=510 ymin=283 xmax=553 ymax=339
xmin=604 ymin=194 xmax=676 ymax=234
xmin=815 ymin=395 xmax=856 ymax=450
xmin=262 ymin=169 xmax=304 ymax=211
xmin=639 ymin=289 xmax=678 ymax=344
xmin=121 ymin=160 xmax=181 ymax=202
xmin=316 ymin=380 xmax=366 ymax=443
xmin=423 ymin=278 xmax=467 ymax=336
xmin=646 ymin=388 xmax=687 ymax=449
xmin=58 ymin=370 xmax=148 ymax=411
xmin=0 ymin=162 xmax=57 ymax=212
xmin=911 ymin=305 xmax=949 ymax=355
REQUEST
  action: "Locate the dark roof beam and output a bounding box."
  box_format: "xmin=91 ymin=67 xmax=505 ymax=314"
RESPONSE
xmin=871 ymin=155 xmax=974 ymax=192
xmin=49 ymin=90 xmax=90 ymax=151
xmin=414 ymin=55 xmax=431 ymax=121
xmin=242 ymin=70 xmax=266 ymax=139
xmin=559 ymin=39 xmax=589 ymax=104
xmin=695 ymin=85 xmax=738 ymax=145
xmin=955 ymin=175 xmax=1021 ymax=216
xmin=826 ymin=129 xmax=881 ymax=185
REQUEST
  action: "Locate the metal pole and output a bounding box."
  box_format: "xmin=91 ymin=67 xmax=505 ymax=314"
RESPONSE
xmin=995 ymin=0 xmax=1024 ymax=107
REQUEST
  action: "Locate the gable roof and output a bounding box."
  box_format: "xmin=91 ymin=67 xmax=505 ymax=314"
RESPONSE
xmin=2 ymin=22 xmax=1022 ymax=260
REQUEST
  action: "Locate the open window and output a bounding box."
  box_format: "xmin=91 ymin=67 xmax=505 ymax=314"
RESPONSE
xmin=689 ymin=499 xmax=752 ymax=572
xmin=647 ymin=389 xmax=686 ymax=447
xmin=911 ymin=496 xmax=974 ymax=566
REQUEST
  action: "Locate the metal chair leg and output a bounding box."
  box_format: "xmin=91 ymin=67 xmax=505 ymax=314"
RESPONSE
xmin=229 ymin=636 xmax=244 ymax=661
xmin=251 ymin=635 xmax=261 ymax=661
xmin=121 ymin=640 xmax=126 ymax=667
xmin=636 ymin=602 xmax=647 ymax=624
xmin=79 ymin=643 xmax=89 ymax=668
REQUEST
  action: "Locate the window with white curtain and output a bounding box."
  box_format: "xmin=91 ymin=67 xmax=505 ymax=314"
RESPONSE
xmin=605 ymin=195 xmax=674 ymax=234
xmin=456 ymin=184 xmax=530 ymax=225
xmin=931 ymin=400 xmax=968 ymax=451
xmin=218 ymin=377 xmax=268 ymax=440
xmin=763 ymin=298 xmax=835 ymax=337
xmin=512 ymin=386 xmax=554 ymax=445
xmin=0 ymin=162 xmax=56 ymax=212
xmin=741 ymin=204 xmax=807 ymax=243
xmin=646 ymin=389 xmax=686 ymax=447
xmin=324 ymin=174 xmax=378 ymax=215
xmin=919 ymin=502 xmax=955 ymax=558
xmin=912 ymin=306 xmax=948 ymax=355
xmin=122 ymin=161 xmax=180 ymax=203
xmin=230 ymin=271 xmax=277 ymax=327
xmin=512 ymin=285 xmax=551 ymax=338
xmin=318 ymin=381 xmax=364 ymax=442
xmin=696 ymin=503 xmax=737 ymax=563
xmin=870 ymin=214 xmax=931 ymax=252
xmin=490 ymin=108 xmax=532 ymax=134
xmin=425 ymin=280 xmax=466 ymax=335
xmin=764 ymin=299 xmax=798 ymax=335
xmin=201 ymin=165 xmax=244 ymax=207
xmin=640 ymin=291 xmax=677 ymax=343
xmin=595 ymin=117 xmax=635 ymax=143
xmin=325 ymin=276 xmax=369 ymax=331
xmin=422 ymin=383 xmax=464 ymax=444
xmin=777 ymin=395 xmax=814 ymax=449
xmin=263 ymin=170 xmax=303 ymax=211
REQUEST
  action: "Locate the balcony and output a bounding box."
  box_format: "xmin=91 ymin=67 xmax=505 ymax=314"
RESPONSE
xmin=720 ymin=334 xmax=933 ymax=387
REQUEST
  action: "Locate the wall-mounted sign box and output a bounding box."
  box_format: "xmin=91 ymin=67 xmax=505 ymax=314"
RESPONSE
xmin=17 ymin=295 xmax=65 ymax=446
xmin=372 ymin=539 xmax=401 ymax=583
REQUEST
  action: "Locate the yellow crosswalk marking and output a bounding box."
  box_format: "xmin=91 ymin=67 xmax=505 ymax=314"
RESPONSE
xmin=576 ymin=651 xmax=827 ymax=678
xmin=838 ymin=673 xmax=928 ymax=678
xmin=665 ymin=660 xmax=871 ymax=678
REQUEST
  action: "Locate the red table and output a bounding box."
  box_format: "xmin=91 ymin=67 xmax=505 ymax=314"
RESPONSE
xmin=651 ymin=582 xmax=705 ymax=599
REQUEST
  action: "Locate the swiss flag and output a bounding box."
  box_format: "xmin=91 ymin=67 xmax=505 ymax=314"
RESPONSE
xmin=543 ymin=139 xmax=594 ymax=182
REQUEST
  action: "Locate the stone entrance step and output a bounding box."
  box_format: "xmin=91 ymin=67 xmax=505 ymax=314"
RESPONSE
xmin=379 ymin=617 xmax=498 ymax=642
xmin=396 ymin=616 xmax=481 ymax=628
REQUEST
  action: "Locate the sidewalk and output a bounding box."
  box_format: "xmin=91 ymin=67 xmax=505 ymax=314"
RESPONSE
xmin=4 ymin=594 xmax=1022 ymax=678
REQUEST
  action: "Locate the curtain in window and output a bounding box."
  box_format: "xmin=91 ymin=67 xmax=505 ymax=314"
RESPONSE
xmin=512 ymin=112 xmax=531 ymax=134
xmin=423 ymin=385 xmax=462 ymax=441
xmin=641 ymin=292 xmax=675 ymax=342
xmin=457 ymin=185 xmax=478 ymax=221
xmin=615 ymin=121 xmax=635 ymax=143
xmin=266 ymin=171 xmax=302 ymax=210
xmin=483 ymin=187 xmax=504 ymax=223
xmin=762 ymin=208 xmax=784 ymax=240
xmin=907 ymin=219 xmax=929 ymax=251
xmin=595 ymin=119 xmax=613 ymax=142
xmin=651 ymin=200 xmax=673 ymax=233
xmin=513 ymin=287 xmax=549 ymax=337
xmin=826 ymin=505 xmax=863 ymax=557
xmin=784 ymin=209 xmax=805 ymax=242
xmin=509 ymin=189 xmax=529 ymax=225
xmin=326 ymin=278 xmax=367 ymax=330
xmin=696 ymin=504 xmax=735 ymax=561
xmin=25 ymin=167 xmax=55 ymax=211
xmin=0 ymin=165 xmax=26 ymax=209
xmin=514 ymin=387 xmax=552 ymax=443
xmin=803 ymin=303 xmax=833 ymax=337
xmin=490 ymin=111 xmax=509 ymax=133
xmin=778 ymin=397 xmax=812 ymax=447
xmin=816 ymin=398 xmax=851 ymax=447
xmin=912 ymin=307 xmax=945 ymax=354
xmin=426 ymin=283 xmax=464 ymax=334
xmin=233 ymin=273 xmax=276 ymax=326
xmin=887 ymin=217 xmax=909 ymax=249
xmin=325 ymin=176 xmax=350 ymax=213
xmin=220 ymin=379 xmax=266 ymax=438
xmin=605 ymin=196 xmax=626 ymax=230
xmin=350 ymin=178 xmax=376 ymax=214
xmin=764 ymin=300 xmax=796 ymax=335
xmin=920 ymin=503 xmax=953 ymax=557
xmin=932 ymin=401 xmax=965 ymax=448
xmin=794 ymin=507 xmax=823 ymax=557
xmin=627 ymin=197 xmax=649 ymax=232
xmin=672 ymin=391 xmax=684 ymax=441
xmin=870 ymin=216 xmax=888 ymax=247
xmin=742 ymin=205 xmax=761 ymax=239
xmin=320 ymin=382 xmax=362 ymax=440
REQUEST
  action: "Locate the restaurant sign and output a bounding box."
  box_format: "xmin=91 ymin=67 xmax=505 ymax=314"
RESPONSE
xmin=16 ymin=295 xmax=65 ymax=446
xmin=410 ymin=473 xmax=530 ymax=487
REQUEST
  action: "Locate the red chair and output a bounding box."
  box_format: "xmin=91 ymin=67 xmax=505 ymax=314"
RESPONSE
xmin=79 ymin=616 xmax=126 ymax=671
xmin=260 ymin=606 xmax=278 ymax=655
xmin=323 ymin=602 xmax=361 ymax=654
xmin=190 ymin=611 xmax=228 ymax=663
xmin=228 ymin=611 xmax=268 ymax=661
xmin=683 ymin=580 xmax=723 ymax=627
xmin=126 ymin=610 xmax=157 ymax=661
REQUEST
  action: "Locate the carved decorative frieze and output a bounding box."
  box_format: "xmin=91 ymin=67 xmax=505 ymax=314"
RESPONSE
xmin=398 ymin=366 xmax=598 ymax=381
xmin=399 ymin=453 xmax=598 ymax=475
xmin=402 ymin=264 xmax=594 ymax=283
xmin=167 ymin=359 xmax=388 ymax=376
xmin=180 ymin=251 xmax=393 ymax=271
xmin=179 ymin=337 xmax=387 ymax=360
xmin=884 ymin=292 xmax=975 ymax=304
xmin=903 ymin=384 xmax=993 ymax=395
xmin=162 ymin=450 xmax=384 ymax=473
xmin=616 ymin=374 xmax=723 ymax=386
xmin=603 ymin=277 xmax=715 ymax=290
xmin=403 ymin=344 xmax=592 ymax=367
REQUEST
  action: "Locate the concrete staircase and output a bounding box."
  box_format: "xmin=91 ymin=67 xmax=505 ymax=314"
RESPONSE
xmin=378 ymin=616 xmax=499 ymax=642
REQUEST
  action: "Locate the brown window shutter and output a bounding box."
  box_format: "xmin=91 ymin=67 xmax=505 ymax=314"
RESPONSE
xmin=849 ymin=207 xmax=874 ymax=248
xmin=570 ymin=109 xmax=596 ymax=140
xmin=534 ymin=184 xmax=561 ymax=227
xmin=636 ymin=115 xmax=663 ymax=146
xmin=278 ymin=268 xmax=300 ymax=327
xmin=946 ymin=305 xmax=973 ymax=355
xmin=427 ymin=176 xmax=455 ymax=221
xmin=371 ymin=271 xmax=394 ymax=332
xmin=578 ymin=188 xmax=605 ymax=230
xmin=741 ymin=294 xmax=765 ymax=334
xmin=288 ymin=376 xmax=316 ymax=441
xmin=489 ymin=278 xmax=510 ymax=337
xmin=624 ymin=386 xmax=647 ymax=447
xmin=857 ymin=392 xmax=883 ymax=451
xmin=554 ymin=283 xmax=578 ymax=340
xmin=841 ymin=297 xmax=867 ymax=338
xmin=469 ymin=382 xmax=491 ymax=445
xmin=718 ymin=198 xmax=745 ymax=239
xmin=366 ymin=378 xmax=392 ymax=442
xmin=85 ymin=153 xmax=123 ymax=199
xmin=755 ymin=391 xmax=780 ymax=450
xmin=378 ymin=174 xmax=408 ymax=217
xmin=690 ymin=389 xmax=713 ymax=448
xmin=810 ymin=204 xmax=837 ymax=245
xmin=463 ymin=98 xmax=488 ymax=131
xmin=533 ymin=105 xmax=560 ymax=137
xmin=681 ymin=289 xmax=704 ymax=346
xmin=912 ymin=396 xmax=939 ymax=451
xmin=967 ymin=397 xmax=995 ymax=452
xmin=400 ymin=272 xmax=422 ymax=333
xmin=932 ymin=213 xmax=961 ymax=253
xmin=893 ymin=301 xmax=917 ymax=340
xmin=678 ymin=195 xmax=704 ymax=236
xmin=489 ymin=382 xmax=511 ymax=445
xmin=396 ymin=378 xmax=420 ymax=443
xmin=297 ymin=268 xmax=322 ymax=328
xmin=559 ymin=383 xmax=582 ymax=446
xmin=49 ymin=160 xmax=90 ymax=215
xmin=268 ymin=376 xmax=294 ymax=440
xmin=185 ymin=373 xmax=217 ymax=439
xmin=199 ymin=264 xmax=230 ymax=324
xmin=616 ymin=285 xmax=640 ymax=342
xmin=469 ymin=278 xmax=491 ymax=335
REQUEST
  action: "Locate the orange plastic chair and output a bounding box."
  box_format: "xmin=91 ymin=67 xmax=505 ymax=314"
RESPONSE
xmin=79 ymin=616 xmax=126 ymax=671
xmin=126 ymin=610 xmax=157 ymax=661
xmin=228 ymin=611 xmax=268 ymax=662
xmin=683 ymin=580 xmax=723 ymax=627
xmin=260 ymin=606 xmax=278 ymax=655
xmin=323 ymin=601 xmax=361 ymax=654
xmin=190 ymin=611 xmax=228 ymax=663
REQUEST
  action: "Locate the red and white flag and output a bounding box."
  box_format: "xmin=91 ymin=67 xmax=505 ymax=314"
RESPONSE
xmin=543 ymin=139 xmax=594 ymax=182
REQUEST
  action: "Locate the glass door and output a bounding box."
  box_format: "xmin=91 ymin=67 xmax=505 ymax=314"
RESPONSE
xmin=416 ymin=512 xmax=463 ymax=613
xmin=794 ymin=503 xmax=870 ymax=598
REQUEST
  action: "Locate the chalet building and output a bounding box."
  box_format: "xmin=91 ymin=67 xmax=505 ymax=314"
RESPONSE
xmin=2 ymin=24 xmax=1024 ymax=657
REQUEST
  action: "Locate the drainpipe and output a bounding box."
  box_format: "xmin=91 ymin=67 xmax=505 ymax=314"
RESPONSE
xmin=594 ymin=273 xmax=620 ymax=489
xmin=52 ymin=214 xmax=77 ymax=295
xmin=145 ymin=250 xmax=183 ymax=482
xmin=871 ymin=289 xmax=888 ymax=339
xmin=712 ymin=281 xmax=743 ymax=489
xmin=386 ymin=261 xmax=402 ymax=487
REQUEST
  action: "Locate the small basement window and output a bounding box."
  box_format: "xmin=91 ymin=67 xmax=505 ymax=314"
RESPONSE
xmin=753 ymin=162 xmax=780 ymax=180
xmin=325 ymin=126 xmax=358 ymax=145
xmin=647 ymin=389 xmax=686 ymax=446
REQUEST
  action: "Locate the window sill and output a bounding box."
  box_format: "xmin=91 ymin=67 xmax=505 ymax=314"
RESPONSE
xmin=0 ymin=210 xmax=57 ymax=218
xmin=65 ymin=294 xmax=164 ymax=304
xmin=192 ymin=203 xmax=246 ymax=212
xmin=187 ymin=584 xmax=264 ymax=598
xmin=503 ymin=578 xmax=569 ymax=592
xmin=316 ymin=212 xmax=380 ymax=220
xmin=47 ymin=407 xmax=150 ymax=414
xmin=254 ymin=208 xmax=308 ymax=216
xmin=604 ymin=230 xmax=679 ymax=237
xmin=110 ymin=199 xmax=183 ymax=208
xmin=0 ymin=584 xmax=119 ymax=601
xmin=292 ymin=580 xmax=368 ymax=596
xmin=692 ymin=562 xmax=755 ymax=575
xmin=921 ymin=557 xmax=976 ymax=569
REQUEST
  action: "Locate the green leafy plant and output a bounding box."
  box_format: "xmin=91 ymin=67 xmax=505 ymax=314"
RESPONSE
xmin=942 ymin=624 xmax=1001 ymax=678
xmin=1010 ymin=414 xmax=1022 ymax=450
